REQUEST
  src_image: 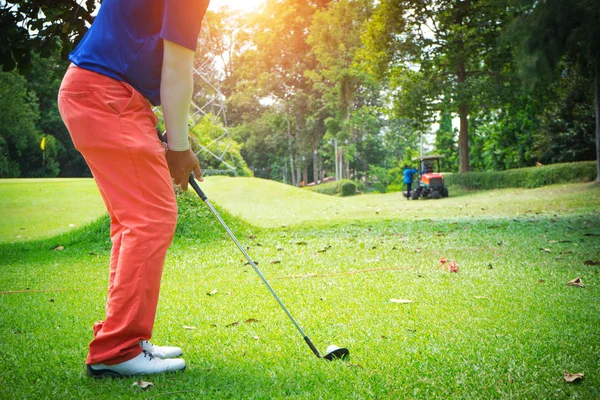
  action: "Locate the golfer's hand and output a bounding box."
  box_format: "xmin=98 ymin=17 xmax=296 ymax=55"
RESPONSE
xmin=166 ymin=148 xmax=203 ymax=190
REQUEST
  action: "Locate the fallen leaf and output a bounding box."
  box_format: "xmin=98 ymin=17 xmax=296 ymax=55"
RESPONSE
xmin=566 ymin=277 xmax=584 ymax=287
xmin=53 ymin=246 xmax=64 ymax=251
xmin=415 ymin=248 xmax=422 ymax=253
xmin=540 ymin=248 xmax=551 ymax=253
xmin=132 ymin=380 xmax=153 ymax=389
xmin=244 ymin=318 xmax=260 ymax=324
xmin=538 ymin=279 xmax=545 ymax=284
xmin=225 ymin=322 xmax=239 ymax=328
xmin=253 ymin=336 xmax=260 ymax=340
xmin=182 ymin=325 xmax=196 ymax=330
xmin=584 ymin=260 xmax=600 ymax=266
xmin=207 ymin=289 xmax=218 ymax=296
xmin=243 ymin=261 xmax=259 ymax=266
xmin=296 ymin=241 xmax=307 ymax=245
xmin=270 ymin=260 xmax=281 ymax=264
xmin=390 ymin=299 xmax=413 ymax=304
xmin=450 ymin=261 xmax=459 ymax=272
xmin=564 ymin=371 xmax=584 ymax=383
xmin=440 ymin=258 xmax=447 ymax=264
xmin=560 ymin=251 xmax=573 ymax=255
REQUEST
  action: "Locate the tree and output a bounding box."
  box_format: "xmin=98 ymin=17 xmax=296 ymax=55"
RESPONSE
xmin=0 ymin=0 xmax=96 ymax=73
xmin=0 ymin=69 xmax=59 ymax=177
xmin=362 ymin=0 xmax=515 ymax=173
xmin=509 ymin=0 xmax=600 ymax=182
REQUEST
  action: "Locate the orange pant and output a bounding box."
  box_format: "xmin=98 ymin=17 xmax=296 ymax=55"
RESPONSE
xmin=58 ymin=66 xmax=178 ymax=365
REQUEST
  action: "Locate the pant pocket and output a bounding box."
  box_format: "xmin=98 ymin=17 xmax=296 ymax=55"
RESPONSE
xmin=104 ymin=81 xmax=134 ymax=115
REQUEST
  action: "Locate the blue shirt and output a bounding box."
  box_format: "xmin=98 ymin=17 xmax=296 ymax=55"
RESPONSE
xmin=403 ymin=168 xmax=418 ymax=184
xmin=69 ymin=0 xmax=209 ymax=105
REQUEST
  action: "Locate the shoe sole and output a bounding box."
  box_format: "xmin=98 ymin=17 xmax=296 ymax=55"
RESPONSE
xmin=86 ymin=365 xmax=186 ymax=379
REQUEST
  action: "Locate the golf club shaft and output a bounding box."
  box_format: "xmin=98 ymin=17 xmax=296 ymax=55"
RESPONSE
xmin=187 ymin=175 xmax=323 ymax=358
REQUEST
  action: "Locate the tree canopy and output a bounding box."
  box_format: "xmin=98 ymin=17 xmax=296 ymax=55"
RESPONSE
xmin=0 ymin=0 xmax=597 ymax=184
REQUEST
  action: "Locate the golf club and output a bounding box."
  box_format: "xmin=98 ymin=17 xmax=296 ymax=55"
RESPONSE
xmin=159 ymin=132 xmax=349 ymax=361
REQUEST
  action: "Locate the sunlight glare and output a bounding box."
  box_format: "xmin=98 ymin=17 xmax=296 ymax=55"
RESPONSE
xmin=208 ymin=0 xmax=265 ymax=12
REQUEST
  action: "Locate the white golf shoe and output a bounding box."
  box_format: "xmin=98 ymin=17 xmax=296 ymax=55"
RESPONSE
xmin=86 ymin=350 xmax=185 ymax=378
xmin=141 ymin=340 xmax=183 ymax=359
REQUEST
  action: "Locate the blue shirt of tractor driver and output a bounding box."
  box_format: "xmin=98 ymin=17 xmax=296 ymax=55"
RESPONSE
xmin=403 ymin=167 xmax=418 ymax=184
xmin=69 ymin=0 xmax=209 ymax=106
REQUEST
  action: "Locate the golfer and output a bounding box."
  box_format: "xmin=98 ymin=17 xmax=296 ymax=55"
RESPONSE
xmin=58 ymin=0 xmax=209 ymax=377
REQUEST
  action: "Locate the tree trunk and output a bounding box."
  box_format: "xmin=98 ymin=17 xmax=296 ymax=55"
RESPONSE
xmin=312 ymin=138 xmax=318 ymax=184
xmin=595 ymin=58 xmax=600 ymax=183
xmin=294 ymin=113 xmax=302 ymax=187
xmin=455 ymin=2 xmax=470 ymax=173
xmin=457 ymin=57 xmax=470 ymax=173
xmin=458 ymin=102 xmax=469 ymax=173
xmin=286 ymin=107 xmax=296 ymax=186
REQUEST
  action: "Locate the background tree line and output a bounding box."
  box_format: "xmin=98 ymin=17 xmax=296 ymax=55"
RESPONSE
xmin=1 ymin=0 xmax=598 ymax=184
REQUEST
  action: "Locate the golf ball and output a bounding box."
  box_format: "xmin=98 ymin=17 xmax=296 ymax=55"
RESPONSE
xmin=326 ymin=345 xmax=340 ymax=353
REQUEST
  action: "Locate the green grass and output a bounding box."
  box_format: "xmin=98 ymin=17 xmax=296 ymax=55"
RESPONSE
xmin=1 ymin=178 xmax=599 ymax=399
xmin=0 ymin=178 xmax=105 ymax=242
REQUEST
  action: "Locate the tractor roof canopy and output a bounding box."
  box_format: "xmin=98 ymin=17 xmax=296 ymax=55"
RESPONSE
xmin=412 ymin=154 xmax=445 ymax=161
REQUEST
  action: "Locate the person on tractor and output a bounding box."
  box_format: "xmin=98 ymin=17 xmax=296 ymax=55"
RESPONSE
xmin=403 ymin=165 xmax=419 ymax=200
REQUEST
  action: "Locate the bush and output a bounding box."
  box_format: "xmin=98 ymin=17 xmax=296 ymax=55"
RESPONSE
xmin=370 ymin=182 xmax=387 ymax=193
xmin=305 ymin=179 xmax=358 ymax=196
xmin=444 ymin=161 xmax=597 ymax=190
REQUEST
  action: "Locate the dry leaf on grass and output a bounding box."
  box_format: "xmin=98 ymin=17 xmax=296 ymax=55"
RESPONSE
xmin=540 ymin=248 xmax=552 ymax=253
xmin=225 ymin=322 xmax=239 ymax=328
xmin=564 ymin=372 xmax=584 ymax=383
xmin=584 ymin=260 xmax=600 ymax=266
xmin=132 ymin=380 xmax=153 ymax=389
xmin=245 ymin=318 xmax=260 ymax=324
xmin=566 ymin=277 xmax=584 ymax=287
xmin=390 ymin=299 xmax=413 ymax=304
xmin=53 ymin=246 xmax=64 ymax=251
xmin=270 ymin=260 xmax=281 ymax=264
xmin=207 ymin=289 xmax=218 ymax=296
xmin=182 ymin=325 xmax=196 ymax=330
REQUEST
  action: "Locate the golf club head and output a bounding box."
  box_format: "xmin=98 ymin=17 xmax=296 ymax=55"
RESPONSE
xmin=323 ymin=345 xmax=349 ymax=361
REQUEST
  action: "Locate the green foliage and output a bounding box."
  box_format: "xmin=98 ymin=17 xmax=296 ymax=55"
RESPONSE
xmin=434 ymin=112 xmax=459 ymax=172
xmin=444 ymin=161 xmax=597 ymax=190
xmin=0 ymin=69 xmax=61 ymax=177
xmin=305 ymin=179 xmax=357 ymax=196
xmin=0 ymin=0 xmax=96 ymax=73
xmin=189 ymin=115 xmax=253 ymax=177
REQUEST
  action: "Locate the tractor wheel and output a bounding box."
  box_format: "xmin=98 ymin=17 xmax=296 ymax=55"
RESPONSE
xmin=431 ymin=190 xmax=441 ymax=199
xmin=411 ymin=190 xmax=419 ymax=200
xmin=441 ymin=187 xmax=449 ymax=197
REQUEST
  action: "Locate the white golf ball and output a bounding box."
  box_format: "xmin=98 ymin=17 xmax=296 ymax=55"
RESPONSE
xmin=326 ymin=345 xmax=340 ymax=353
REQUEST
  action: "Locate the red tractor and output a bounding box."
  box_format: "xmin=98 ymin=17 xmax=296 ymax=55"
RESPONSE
xmin=411 ymin=155 xmax=449 ymax=200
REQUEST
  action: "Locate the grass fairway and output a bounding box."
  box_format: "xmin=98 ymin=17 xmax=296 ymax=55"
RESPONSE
xmin=0 ymin=179 xmax=105 ymax=242
xmin=0 ymin=178 xmax=599 ymax=399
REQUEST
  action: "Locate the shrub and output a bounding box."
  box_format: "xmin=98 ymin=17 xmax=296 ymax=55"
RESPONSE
xmin=370 ymin=182 xmax=387 ymax=193
xmin=305 ymin=179 xmax=358 ymax=196
xmin=340 ymin=180 xmax=357 ymax=196
xmin=444 ymin=161 xmax=596 ymax=190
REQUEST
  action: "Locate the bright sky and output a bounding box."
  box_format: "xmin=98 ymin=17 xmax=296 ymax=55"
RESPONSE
xmin=208 ymin=0 xmax=265 ymax=12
